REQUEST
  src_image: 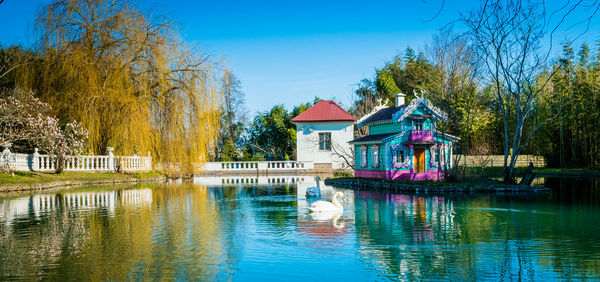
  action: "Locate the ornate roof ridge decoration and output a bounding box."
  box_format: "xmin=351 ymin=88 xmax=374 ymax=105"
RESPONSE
xmin=356 ymin=98 xmax=389 ymax=127
xmin=391 ymin=90 xmax=448 ymax=123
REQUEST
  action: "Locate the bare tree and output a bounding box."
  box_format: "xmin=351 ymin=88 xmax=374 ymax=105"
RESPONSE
xmin=350 ymin=79 xmax=388 ymax=137
xmin=331 ymin=140 xmax=355 ymax=169
xmin=461 ymin=0 xmax=599 ymax=183
xmin=425 ymin=29 xmax=481 ymax=179
xmin=216 ymin=70 xmax=248 ymax=160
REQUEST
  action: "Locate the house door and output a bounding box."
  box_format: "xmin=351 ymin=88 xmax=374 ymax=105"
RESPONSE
xmin=414 ymin=148 xmax=425 ymax=173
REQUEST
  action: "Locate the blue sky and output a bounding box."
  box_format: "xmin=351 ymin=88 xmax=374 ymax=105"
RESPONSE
xmin=1 ymin=0 xmax=599 ymax=113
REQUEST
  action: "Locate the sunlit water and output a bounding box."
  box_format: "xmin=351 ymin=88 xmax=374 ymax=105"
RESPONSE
xmin=1 ymin=176 xmax=600 ymax=281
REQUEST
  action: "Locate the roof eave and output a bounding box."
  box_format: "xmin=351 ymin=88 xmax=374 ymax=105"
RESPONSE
xmin=292 ymin=119 xmax=356 ymax=124
xmin=358 ymin=119 xmax=393 ymax=128
xmin=434 ymin=131 xmax=461 ymax=140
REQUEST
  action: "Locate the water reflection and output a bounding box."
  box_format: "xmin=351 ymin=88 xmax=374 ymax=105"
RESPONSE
xmin=0 ymin=177 xmax=599 ymax=280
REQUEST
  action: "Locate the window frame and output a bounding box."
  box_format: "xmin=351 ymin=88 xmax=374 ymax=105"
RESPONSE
xmin=413 ymin=120 xmax=424 ymax=130
xmin=393 ymin=148 xmax=406 ymax=165
xmin=360 ymin=145 xmax=368 ymax=168
xmin=372 ymin=145 xmax=380 ymax=168
xmin=318 ymin=132 xmax=332 ymax=151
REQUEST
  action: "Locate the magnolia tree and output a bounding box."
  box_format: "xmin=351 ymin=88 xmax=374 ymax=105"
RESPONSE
xmin=0 ymin=88 xmax=87 ymax=172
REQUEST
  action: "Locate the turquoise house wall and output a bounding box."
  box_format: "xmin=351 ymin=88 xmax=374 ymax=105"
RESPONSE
xmin=369 ymin=123 xmax=402 ymax=135
xmin=354 ymin=143 xmax=386 ymax=170
xmin=354 ymin=144 xmax=362 ymax=169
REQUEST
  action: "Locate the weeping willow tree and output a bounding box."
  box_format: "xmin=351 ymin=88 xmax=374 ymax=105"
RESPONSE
xmin=16 ymin=0 xmax=221 ymax=173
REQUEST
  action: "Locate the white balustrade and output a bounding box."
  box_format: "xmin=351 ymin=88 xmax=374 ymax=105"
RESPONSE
xmin=5 ymin=153 xmax=32 ymax=171
xmin=199 ymin=161 xmax=314 ymax=173
xmin=1 ymin=146 xmax=152 ymax=173
xmin=117 ymin=155 xmax=152 ymax=172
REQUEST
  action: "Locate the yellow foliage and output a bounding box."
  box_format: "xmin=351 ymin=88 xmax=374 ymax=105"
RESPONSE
xmin=17 ymin=0 xmax=221 ymax=174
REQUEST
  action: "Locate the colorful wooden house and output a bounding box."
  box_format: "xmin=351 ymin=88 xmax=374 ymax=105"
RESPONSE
xmin=349 ymin=93 xmax=459 ymax=181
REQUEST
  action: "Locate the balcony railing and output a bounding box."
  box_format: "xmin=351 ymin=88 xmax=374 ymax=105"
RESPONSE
xmin=408 ymin=129 xmax=433 ymax=142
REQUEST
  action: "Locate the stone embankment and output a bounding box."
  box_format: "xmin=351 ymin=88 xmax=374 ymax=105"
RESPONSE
xmin=0 ymin=176 xmax=166 ymax=193
xmin=325 ymin=177 xmax=550 ymax=193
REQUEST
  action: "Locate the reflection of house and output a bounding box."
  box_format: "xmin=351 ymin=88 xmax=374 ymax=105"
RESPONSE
xmin=350 ymin=93 xmax=459 ymax=181
xmin=291 ymin=100 xmax=356 ymax=170
xmin=354 ymin=191 xmax=455 ymax=245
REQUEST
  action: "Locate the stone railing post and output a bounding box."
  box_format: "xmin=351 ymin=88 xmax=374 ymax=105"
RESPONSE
xmin=32 ymin=148 xmax=40 ymax=171
xmin=1 ymin=143 xmax=12 ymax=171
xmin=134 ymin=153 xmax=139 ymax=170
xmin=147 ymin=151 xmax=152 ymax=171
xmin=106 ymin=147 xmax=115 ymax=172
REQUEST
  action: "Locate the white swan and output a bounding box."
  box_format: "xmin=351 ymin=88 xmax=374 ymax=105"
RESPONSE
xmin=307 ymin=192 xmax=346 ymax=212
xmin=309 ymin=211 xmax=345 ymax=229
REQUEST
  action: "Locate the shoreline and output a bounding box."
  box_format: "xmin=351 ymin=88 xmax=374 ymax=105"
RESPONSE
xmin=0 ymin=175 xmax=167 ymax=193
xmin=325 ymin=177 xmax=550 ymax=193
xmin=535 ymin=171 xmax=600 ymax=178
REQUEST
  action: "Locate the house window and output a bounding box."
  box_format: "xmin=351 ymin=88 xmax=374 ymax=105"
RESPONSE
xmin=319 ymin=132 xmax=331 ymax=151
xmin=372 ymin=145 xmax=380 ymax=168
xmin=393 ymin=148 xmax=406 ymax=166
xmin=360 ymin=145 xmax=368 ymax=168
xmin=414 ymin=120 xmax=424 ymax=130
xmin=398 ymin=149 xmax=405 ymax=163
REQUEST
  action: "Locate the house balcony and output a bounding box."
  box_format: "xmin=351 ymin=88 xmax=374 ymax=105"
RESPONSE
xmin=408 ymin=129 xmax=433 ymax=142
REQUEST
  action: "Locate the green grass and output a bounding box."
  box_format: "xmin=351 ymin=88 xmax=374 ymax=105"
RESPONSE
xmin=0 ymin=171 xmax=165 ymax=185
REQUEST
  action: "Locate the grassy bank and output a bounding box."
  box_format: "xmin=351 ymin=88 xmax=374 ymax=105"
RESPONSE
xmin=0 ymin=171 xmax=165 ymax=185
xmin=326 ymin=177 xmax=549 ymax=193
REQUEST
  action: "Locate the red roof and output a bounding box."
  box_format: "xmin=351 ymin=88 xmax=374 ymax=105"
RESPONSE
xmin=291 ymin=100 xmax=356 ymax=123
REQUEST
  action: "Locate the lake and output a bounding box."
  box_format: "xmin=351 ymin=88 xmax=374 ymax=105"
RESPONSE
xmin=1 ymin=176 xmax=599 ymax=281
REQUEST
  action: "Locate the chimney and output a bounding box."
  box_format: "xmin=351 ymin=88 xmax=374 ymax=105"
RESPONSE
xmin=395 ymin=93 xmax=406 ymax=107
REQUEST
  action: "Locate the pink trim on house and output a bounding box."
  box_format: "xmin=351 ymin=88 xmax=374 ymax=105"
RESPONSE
xmin=354 ymin=169 xmax=386 ymax=179
xmin=355 ymin=169 xmax=444 ymax=181
xmin=410 ymin=170 xmax=443 ymax=181
xmin=385 ymin=170 xmax=411 ymax=180
xmin=408 ymin=129 xmax=433 ymax=142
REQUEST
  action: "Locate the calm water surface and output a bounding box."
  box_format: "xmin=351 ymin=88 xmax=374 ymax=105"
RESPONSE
xmin=1 ymin=176 xmax=599 ymax=281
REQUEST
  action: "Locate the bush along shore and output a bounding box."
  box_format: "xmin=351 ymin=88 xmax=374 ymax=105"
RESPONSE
xmin=325 ymin=177 xmax=550 ymax=193
xmin=0 ymin=171 xmax=167 ymax=193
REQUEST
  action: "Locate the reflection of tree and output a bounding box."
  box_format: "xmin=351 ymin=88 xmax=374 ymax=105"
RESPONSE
xmin=0 ymin=184 xmax=234 ymax=280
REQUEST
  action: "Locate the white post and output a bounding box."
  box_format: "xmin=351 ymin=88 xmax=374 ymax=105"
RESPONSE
xmin=1 ymin=143 xmax=12 ymax=171
xmin=106 ymin=147 xmax=115 ymax=172
xmin=33 ymin=148 xmax=40 ymax=171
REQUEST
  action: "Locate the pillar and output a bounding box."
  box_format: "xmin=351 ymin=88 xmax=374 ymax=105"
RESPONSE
xmin=106 ymin=147 xmax=115 ymax=172
xmin=33 ymin=148 xmax=40 ymax=171
xmin=409 ymin=144 xmax=414 ymax=179
xmin=1 ymin=143 xmax=12 ymax=171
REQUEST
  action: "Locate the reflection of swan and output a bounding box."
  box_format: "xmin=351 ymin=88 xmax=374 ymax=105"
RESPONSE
xmin=305 ymin=176 xmax=321 ymax=198
xmin=308 ymin=192 xmax=346 ymax=212
xmin=309 ymin=210 xmax=345 ymax=228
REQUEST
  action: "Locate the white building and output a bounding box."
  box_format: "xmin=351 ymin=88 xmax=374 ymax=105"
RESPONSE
xmin=291 ymin=100 xmax=355 ymax=170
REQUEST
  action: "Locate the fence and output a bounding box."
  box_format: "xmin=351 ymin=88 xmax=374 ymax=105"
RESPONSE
xmin=199 ymin=161 xmax=314 ymax=174
xmin=1 ymin=146 xmax=152 ymax=173
xmin=455 ymin=155 xmax=546 ymax=167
